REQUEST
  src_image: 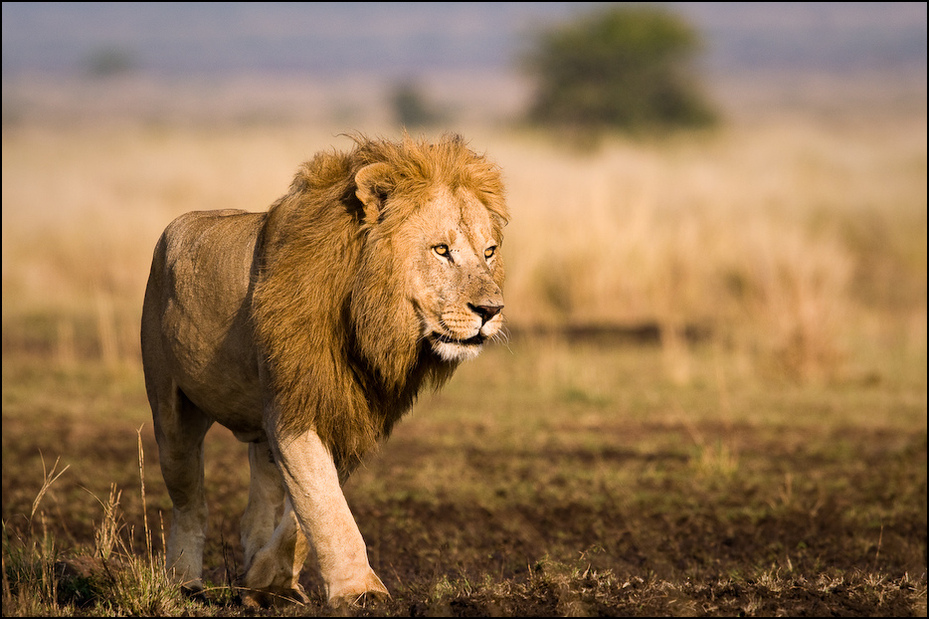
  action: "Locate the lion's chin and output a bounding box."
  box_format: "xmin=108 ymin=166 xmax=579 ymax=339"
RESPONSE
xmin=428 ymin=332 xmax=485 ymax=362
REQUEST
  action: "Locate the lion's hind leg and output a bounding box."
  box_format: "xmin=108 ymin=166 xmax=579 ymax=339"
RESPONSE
xmin=152 ymin=386 xmax=213 ymax=593
xmin=241 ymin=440 xmax=310 ymax=606
xmin=242 ymin=496 xmax=311 ymax=606
xmin=240 ymin=440 xmax=286 ymax=569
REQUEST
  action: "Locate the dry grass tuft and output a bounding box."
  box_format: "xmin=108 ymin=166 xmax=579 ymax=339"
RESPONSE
xmin=2 ymin=433 xmax=188 ymax=616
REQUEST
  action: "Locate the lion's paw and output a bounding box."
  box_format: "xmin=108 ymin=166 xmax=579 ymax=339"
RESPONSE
xmin=241 ymin=583 xmax=310 ymax=608
xmin=328 ymin=570 xmax=390 ymax=608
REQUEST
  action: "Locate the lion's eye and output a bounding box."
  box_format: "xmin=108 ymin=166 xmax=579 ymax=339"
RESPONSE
xmin=433 ymin=244 xmax=450 ymax=258
xmin=484 ymin=246 xmax=496 ymax=259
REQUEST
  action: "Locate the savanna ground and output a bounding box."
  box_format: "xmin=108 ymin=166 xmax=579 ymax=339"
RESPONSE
xmin=3 ymin=74 xmax=927 ymax=616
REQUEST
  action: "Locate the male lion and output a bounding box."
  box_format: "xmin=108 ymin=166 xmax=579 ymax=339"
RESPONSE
xmin=141 ymin=134 xmax=507 ymax=606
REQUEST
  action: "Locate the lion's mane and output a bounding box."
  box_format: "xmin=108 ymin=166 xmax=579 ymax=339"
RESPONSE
xmin=251 ymin=134 xmax=507 ymax=473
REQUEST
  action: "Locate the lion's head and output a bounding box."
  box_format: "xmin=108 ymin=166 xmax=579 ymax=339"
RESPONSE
xmin=352 ymin=139 xmax=507 ymax=364
xmin=254 ymin=133 xmax=508 ymax=466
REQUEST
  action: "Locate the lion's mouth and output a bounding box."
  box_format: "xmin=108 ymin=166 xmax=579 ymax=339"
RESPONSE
xmin=431 ymin=332 xmax=485 ymax=347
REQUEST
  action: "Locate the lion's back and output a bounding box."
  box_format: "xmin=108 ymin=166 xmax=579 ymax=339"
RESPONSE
xmin=142 ymin=209 xmax=268 ymax=434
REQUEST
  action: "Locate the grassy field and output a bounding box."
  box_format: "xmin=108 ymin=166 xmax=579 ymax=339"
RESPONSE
xmin=2 ymin=79 xmax=926 ymax=615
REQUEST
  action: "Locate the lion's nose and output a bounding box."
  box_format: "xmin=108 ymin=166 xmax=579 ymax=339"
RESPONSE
xmin=468 ymin=303 xmax=503 ymax=325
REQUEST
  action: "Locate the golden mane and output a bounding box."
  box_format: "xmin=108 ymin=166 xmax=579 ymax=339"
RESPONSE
xmin=251 ymin=134 xmax=507 ymax=473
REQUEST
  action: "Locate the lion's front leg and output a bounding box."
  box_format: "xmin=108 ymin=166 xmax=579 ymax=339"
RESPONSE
xmin=270 ymin=428 xmax=388 ymax=607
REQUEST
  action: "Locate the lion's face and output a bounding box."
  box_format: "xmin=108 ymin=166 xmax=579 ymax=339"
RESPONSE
xmin=398 ymin=187 xmax=505 ymax=362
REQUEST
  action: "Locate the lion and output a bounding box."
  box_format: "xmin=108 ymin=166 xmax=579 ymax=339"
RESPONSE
xmin=140 ymin=133 xmax=507 ymax=607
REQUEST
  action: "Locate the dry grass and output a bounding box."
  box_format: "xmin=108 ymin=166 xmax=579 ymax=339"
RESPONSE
xmin=499 ymin=112 xmax=925 ymax=378
xmin=2 ymin=429 xmax=187 ymax=617
xmin=3 ymin=97 xmax=926 ymax=382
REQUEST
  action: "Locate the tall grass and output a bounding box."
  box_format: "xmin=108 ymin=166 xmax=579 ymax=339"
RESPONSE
xmin=499 ymin=114 xmax=925 ymax=378
xmin=2 ymin=101 xmax=926 ymax=382
xmin=2 ymin=433 xmax=186 ymax=616
xmin=2 ymin=456 xmax=70 ymax=615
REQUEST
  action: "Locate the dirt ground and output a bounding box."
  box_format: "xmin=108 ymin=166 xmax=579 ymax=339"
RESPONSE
xmin=3 ymin=343 xmax=926 ymax=616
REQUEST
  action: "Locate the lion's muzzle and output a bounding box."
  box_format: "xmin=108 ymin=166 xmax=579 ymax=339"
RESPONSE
xmin=427 ymin=300 xmax=504 ymax=362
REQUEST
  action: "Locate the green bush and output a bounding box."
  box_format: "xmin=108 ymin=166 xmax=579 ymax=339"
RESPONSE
xmin=524 ymin=5 xmax=717 ymax=134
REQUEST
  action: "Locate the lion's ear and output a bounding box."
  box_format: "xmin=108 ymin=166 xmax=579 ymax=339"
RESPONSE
xmin=355 ymin=163 xmax=394 ymax=224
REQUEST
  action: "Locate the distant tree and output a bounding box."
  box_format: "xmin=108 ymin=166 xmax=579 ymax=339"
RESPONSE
xmin=85 ymin=47 xmax=136 ymax=77
xmin=392 ymin=81 xmax=443 ymax=128
xmin=524 ymin=5 xmax=717 ymax=135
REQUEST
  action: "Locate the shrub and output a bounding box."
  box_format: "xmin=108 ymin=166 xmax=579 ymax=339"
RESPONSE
xmin=523 ymin=5 xmax=717 ymax=135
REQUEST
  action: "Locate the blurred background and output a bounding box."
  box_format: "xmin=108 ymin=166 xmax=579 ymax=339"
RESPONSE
xmin=2 ymin=3 xmax=926 ymax=126
xmin=2 ymin=1 xmax=927 ymax=383
xmin=3 ymin=6 xmax=926 ymax=615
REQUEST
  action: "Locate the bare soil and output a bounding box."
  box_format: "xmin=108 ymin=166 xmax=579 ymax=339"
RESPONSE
xmin=3 ymin=353 xmax=925 ymax=616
